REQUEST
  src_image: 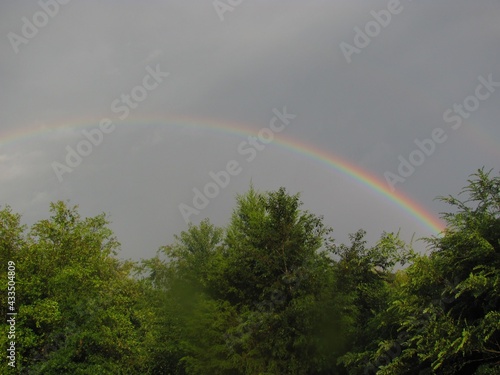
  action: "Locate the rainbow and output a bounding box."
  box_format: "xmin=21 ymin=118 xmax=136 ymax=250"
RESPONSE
xmin=0 ymin=115 xmax=446 ymax=234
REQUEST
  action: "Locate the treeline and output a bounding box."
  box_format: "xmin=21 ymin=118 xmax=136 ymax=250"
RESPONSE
xmin=1 ymin=169 xmax=499 ymax=374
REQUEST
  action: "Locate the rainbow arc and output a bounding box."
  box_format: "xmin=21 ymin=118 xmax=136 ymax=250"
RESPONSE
xmin=0 ymin=115 xmax=446 ymax=234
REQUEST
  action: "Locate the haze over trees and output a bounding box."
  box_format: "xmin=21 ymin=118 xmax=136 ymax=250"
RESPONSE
xmin=1 ymin=169 xmax=499 ymax=374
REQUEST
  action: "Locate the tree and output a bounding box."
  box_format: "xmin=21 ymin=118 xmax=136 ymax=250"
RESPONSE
xmin=334 ymin=230 xmax=414 ymax=375
xmin=139 ymin=218 xmax=227 ymax=375
xmin=412 ymin=169 xmax=500 ymax=374
xmin=3 ymin=170 xmax=497 ymax=374
xmin=209 ymin=187 xmax=341 ymax=374
xmin=345 ymin=169 xmax=500 ymax=375
xmin=141 ymin=187 xmax=344 ymax=374
xmin=0 ymin=202 xmax=155 ymax=374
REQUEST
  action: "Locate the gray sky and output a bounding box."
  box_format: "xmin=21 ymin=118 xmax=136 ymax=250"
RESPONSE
xmin=1 ymin=0 xmax=499 ymax=260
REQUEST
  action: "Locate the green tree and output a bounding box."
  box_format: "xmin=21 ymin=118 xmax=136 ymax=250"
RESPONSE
xmin=139 ymin=218 xmax=229 ymax=375
xmin=334 ymin=230 xmax=414 ymax=375
xmin=343 ymin=169 xmax=500 ymax=375
xmin=4 ymin=171 xmax=497 ymax=374
xmin=0 ymin=202 xmax=156 ymax=374
xmin=406 ymin=169 xmax=500 ymax=374
xmin=210 ymin=187 xmax=341 ymax=374
xmin=141 ymin=187 xmax=344 ymax=374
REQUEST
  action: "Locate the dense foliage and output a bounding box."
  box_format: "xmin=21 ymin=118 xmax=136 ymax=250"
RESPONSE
xmin=1 ymin=169 xmax=499 ymax=374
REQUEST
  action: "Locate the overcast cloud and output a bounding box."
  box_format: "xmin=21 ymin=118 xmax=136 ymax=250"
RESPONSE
xmin=1 ymin=0 xmax=499 ymax=260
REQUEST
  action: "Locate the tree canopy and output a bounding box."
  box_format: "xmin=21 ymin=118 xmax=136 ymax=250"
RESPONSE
xmin=1 ymin=169 xmax=499 ymax=374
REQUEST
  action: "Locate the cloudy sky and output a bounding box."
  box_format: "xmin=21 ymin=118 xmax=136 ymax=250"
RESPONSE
xmin=1 ymin=0 xmax=499 ymax=260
